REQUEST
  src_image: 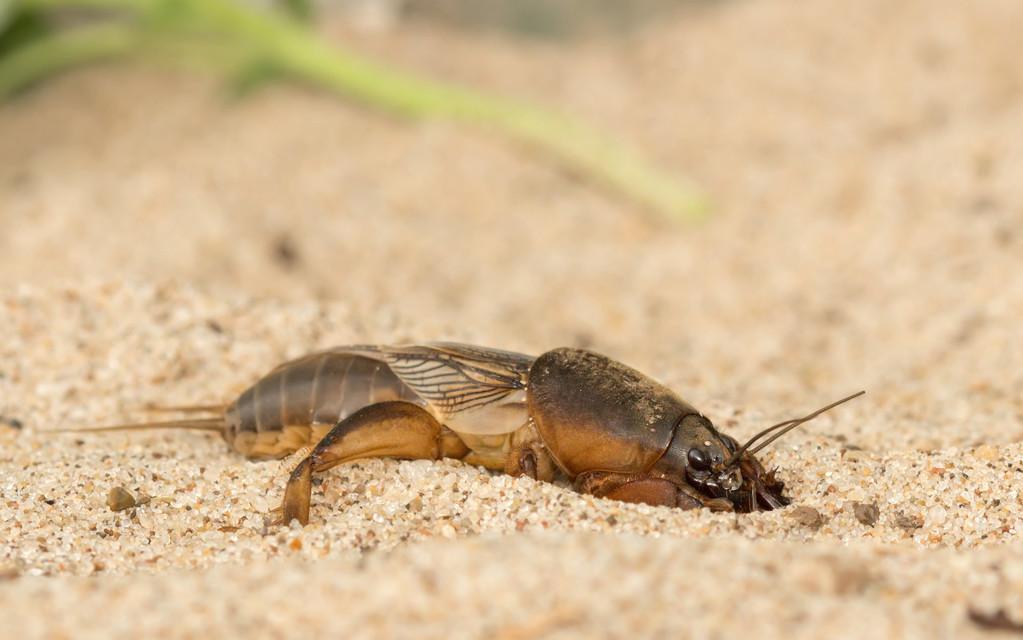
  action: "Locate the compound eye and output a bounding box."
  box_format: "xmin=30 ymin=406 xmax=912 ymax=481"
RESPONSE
xmin=687 ymin=447 xmax=711 ymax=471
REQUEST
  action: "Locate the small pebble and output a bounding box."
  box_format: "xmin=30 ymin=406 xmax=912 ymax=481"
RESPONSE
xmin=974 ymin=444 xmax=999 ymax=461
xmin=969 ymin=608 xmax=1023 ymax=632
xmin=927 ymin=505 xmax=947 ymax=526
xmin=853 ymin=502 xmax=880 ymax=526
xmin=894 ymin=511 xmax=925 ymax=530
xmin=0 ymin=416 xmax=24 ymax=430
xmin=107 ymin=487 xmax=136 ymax=512
xmin=788 ymin=506 xmax=824 ymax=529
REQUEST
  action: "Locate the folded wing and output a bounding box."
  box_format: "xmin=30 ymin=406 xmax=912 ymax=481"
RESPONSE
xmin=333 ymin=343 xmax=535 ymax=435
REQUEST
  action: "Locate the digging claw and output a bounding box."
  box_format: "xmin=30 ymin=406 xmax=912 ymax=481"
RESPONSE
xmin=278 ymin=457 xmax=313 ymax=526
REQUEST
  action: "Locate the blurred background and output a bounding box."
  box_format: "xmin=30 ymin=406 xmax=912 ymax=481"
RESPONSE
xmin=2 ymin=0 xmax=1021 ymax=448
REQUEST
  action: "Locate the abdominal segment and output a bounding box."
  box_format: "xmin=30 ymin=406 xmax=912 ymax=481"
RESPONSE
xmin=224 ymin=352 xmax=426 ymax=459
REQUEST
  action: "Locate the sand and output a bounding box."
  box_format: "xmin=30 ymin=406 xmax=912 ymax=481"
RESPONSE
xmin=2 ymin=0 xmax=1023 ymax=637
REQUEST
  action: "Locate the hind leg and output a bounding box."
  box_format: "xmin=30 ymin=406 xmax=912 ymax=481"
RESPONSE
xmin=276 ymin=401 xmax=468 ymax=525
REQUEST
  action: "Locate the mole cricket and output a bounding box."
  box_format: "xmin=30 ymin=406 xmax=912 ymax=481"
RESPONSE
xmin=67 ymin=343 xmax=863 ymax=525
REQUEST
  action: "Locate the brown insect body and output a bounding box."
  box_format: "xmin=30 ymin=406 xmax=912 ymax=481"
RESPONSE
xmin=223 ymin=352 xmax=428 ymax=460
xmin=527 ymin=348 xmax=788 ymax=512
xmin=75 ymin=343 xmax=859 ymax=524
xmin=528 ymin=348 xmax=687 ymax=475
xmin=217 ymin=345 xmax=534 ymax=468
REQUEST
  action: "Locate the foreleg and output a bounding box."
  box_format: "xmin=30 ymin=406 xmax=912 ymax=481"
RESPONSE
xmin=574 ymin=471 xmax=733 ymax=511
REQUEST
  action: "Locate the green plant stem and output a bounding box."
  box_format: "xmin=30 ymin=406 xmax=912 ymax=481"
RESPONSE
xmin=0 ymin=22 xmax=138 ymax=96
xmin=12 ymin=0 xmax=710 ymax=221
xmin=274 ymin=39 xmax=709 ymax=220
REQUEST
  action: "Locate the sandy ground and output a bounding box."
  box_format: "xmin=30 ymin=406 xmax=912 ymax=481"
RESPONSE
xmin=2 ymin=0 xmax=1023 ymax=637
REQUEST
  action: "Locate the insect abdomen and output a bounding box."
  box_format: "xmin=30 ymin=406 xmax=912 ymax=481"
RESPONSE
xmin=225 ymin=352 xmax=423 ymax=459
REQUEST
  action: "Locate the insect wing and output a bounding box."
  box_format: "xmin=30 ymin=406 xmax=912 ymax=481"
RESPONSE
xmin=342 ymin=343 xmax=534 ymax=435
